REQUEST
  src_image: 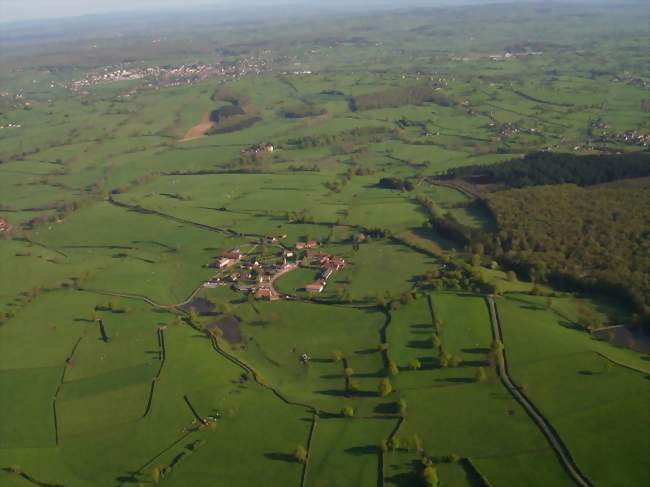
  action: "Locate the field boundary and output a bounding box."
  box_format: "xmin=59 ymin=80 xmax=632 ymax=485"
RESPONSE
xmin=143 ymin=327 xmax=167 ymax=417
xmin=52 ymin=336 xmax=83 ymax=445
xmin=486 ymin=296 xmax=593 ymax=487
xmin=300 ymin=413 xmax=318 ymax=487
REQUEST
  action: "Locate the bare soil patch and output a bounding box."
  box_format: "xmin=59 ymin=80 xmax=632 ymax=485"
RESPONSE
xmin=180 ymin=112 xmax=214 ymax=142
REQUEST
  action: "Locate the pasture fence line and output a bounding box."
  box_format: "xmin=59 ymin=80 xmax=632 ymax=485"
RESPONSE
xmin=461 ymin=457 xmax=492 ymax=487
xmin=52 ymin=336 xmax=84 ymax=445
xmin=143 ymin=328 xmax=167 ymax=418
xmin=209 ymin=336 xmax=321 ymax=414
xmin=0 ymin=467 xmax=65 ymax=487
xmin=486 ymin=296 xmax=593 ymax=487
xmin=300 ymin=413 xmax=318 ymax=487
xmin=595 ymin=351 xmax=649 ymax=375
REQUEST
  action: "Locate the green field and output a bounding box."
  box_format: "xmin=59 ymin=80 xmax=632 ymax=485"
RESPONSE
xmin=0 ymin=2 xmax=649 ymax=486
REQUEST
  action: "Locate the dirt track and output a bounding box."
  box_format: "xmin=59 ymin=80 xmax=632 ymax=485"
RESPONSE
xmin=180 ymin=112 xmax=214 ymax=142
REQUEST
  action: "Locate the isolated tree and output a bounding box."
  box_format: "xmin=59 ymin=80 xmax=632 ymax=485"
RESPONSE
xmin=188 ymin=307 xmax=199 ymax=324
xmin=398 ymin=398 xmax=408 ymax=417
xmin=90 ymin=309 xmax=98 ymax=322
xmin=412 ymin=433 xmax=423 ymax=453
xmin=390 ymin=435 xmax=401 ymax=452
xmin=294 ymin=445 xmax=308 ymax=464
xmin=219 ymin=302 xmax=234 ymax=317
xmin=332 ymin=350 xmax=344 ymax=363
xmin=506 ymin=270 xmax=517 ymax=282
xmin=388 ymin=360 xmax=399 ymax=376
xmin=438 ymin=349 xmax=449 ymax=369
xmin=431 ymin=334 xmax=441 ymax=349
xmin=151 ymin=466 xmax=161 ymax=485
xmin=344 ymin=367 xmax=355 ymax=378
xmin=450 ymin=355 xmax=463 ymax=368
xmin=491 ymin=339 xmax=504 ymax=355
xmin=422 ymin=465 xmax=439 ymax=487
xmin=475 ymin=367 xmax=487 ymax=383
xmin=209 ymin=327 xmax=223 ymax=342
xmin=378 ymin=377 xmax=393 ymax=397
xmin=545 ymin=297 xmax=553 ymax=310
xmin=379 ymin=439 xmax=389 ymax=453
xmin=408 ymin=358 xmax=422 ymax=371
xmin=341 ymin=405 xmax=355 ymax=418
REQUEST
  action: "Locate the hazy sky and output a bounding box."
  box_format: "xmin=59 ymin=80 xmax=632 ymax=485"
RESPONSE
xmin=0 ymin=0 xmax=239 ymax=23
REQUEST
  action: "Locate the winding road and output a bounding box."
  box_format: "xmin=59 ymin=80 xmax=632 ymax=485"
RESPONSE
xmin=486 ymin=296 xmax=593 ymax=487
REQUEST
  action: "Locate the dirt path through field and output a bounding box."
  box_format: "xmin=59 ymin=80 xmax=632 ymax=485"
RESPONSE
xmin=180 ymin=112 xmax=213 ymax=142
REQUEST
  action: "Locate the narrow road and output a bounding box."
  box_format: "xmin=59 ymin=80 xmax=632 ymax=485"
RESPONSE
xmin=486 ymin=296 xmax=593 ymax=487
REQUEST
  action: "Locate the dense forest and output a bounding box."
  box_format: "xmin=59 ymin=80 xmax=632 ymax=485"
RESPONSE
xmin=441 ymin=151 xmax=650 ymax=187
xmin=486 ymin=184 xmax=650 ymax=324
xmin=349 ymin=85 xmax=455 ymax=111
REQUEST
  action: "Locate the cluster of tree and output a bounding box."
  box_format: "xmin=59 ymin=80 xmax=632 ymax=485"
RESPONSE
xmin=281 ymin=103 xmax=326 ymax=118
xmin=378 ymin=177 xmax=415 ymax=191
xmin=416 ymin=195 xmax=489 ymax=248
xmin=417 ymin=260 xmax=496 ymax=295
xmin=287 ymin=164 xmax=321 ymax=172
xmin=207 ymin=115 xmax=262 ymax=135
xmin=441 ymin=151 xmax=650 ymax=188
xmin=286 ymin=209 xmax=315 ymax=224
xmin=210 ymin=86 xmax=250 ymax=107
xmin=487 ymin=184 xmax=650 ymax=324
xmin=320 ymin=89 xmax=344 ymax=96
xmin=287 ymin=126 xmax=395 ymax=149
xmin=209 ymin=104 xmax=245 ymax=123
xmin=349 ymin=85 xmax=455 ymax=112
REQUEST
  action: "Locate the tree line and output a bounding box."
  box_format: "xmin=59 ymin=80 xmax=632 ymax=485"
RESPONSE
xmin=349 ymin=85 xmax=455 ymax=112
xmin=441 ymin=151 xmax=650 ymax=187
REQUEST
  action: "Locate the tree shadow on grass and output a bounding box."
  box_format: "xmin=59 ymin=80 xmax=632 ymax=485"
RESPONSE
xmin=315 ymin=389 xmax=377 ymax=398
xmin=265 ymin=452 xmax=297 ymax=463
xmin=310 ymin=357 xmax=333 ymax=363
xmin=407 ymin=339 xmax=433 ymax=350
xmin=374 ymin=402 xmax=399 ymax=415
xmin=320 ymin=373 xmax=343 ymax=380
xmin=462 ymin=347 xmax=489 ymax=354
xmin=461 ymin=360 xmax=488 ymax=367
xmin=385 ymin=472 xmax=420 ymax=487
xmin=355 ymin=348 xmax=379 ymax=355
xmin=345 ymin=445 xmax=379 ymax=456
xmin=115 ymin=472 xmax=139 ymax=484
xmin=411 ymin=323 xmax=433 ymax=330
xmin=434 ymin=377 xmax=473 ymax=384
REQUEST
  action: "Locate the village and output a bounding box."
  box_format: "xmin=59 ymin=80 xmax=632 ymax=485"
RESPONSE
xmin=68 ymin=56 xmax=272 ymax=91
xmin=203 ymin=237 xmax=345 ymax=301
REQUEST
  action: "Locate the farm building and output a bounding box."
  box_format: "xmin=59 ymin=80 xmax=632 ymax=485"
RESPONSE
xmin=222 ymin=249 xmax=241 ymax=260
xmin=216 ymin=258 xmax=235 ymax=269
xmin=255 ymin=288 xmax=272 ymax=299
